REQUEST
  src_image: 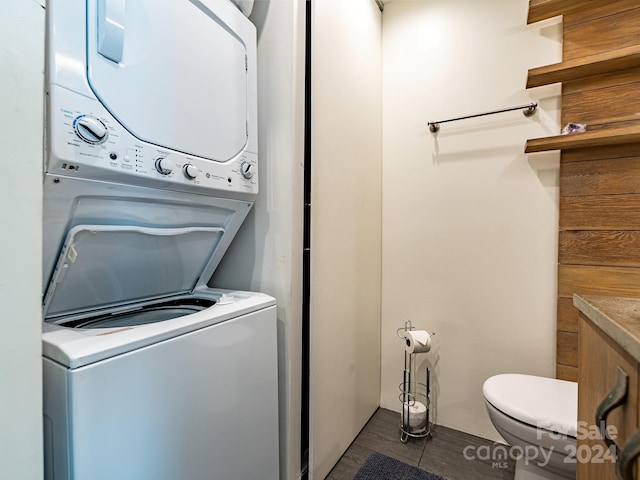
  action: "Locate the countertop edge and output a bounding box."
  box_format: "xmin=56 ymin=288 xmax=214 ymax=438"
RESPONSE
xmin=573 ymin=294 xmax=640 ymax=364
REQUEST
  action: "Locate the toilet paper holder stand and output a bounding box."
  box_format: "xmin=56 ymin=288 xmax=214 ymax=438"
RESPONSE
xmin=397 ymin=320 xmax=434 ymax=443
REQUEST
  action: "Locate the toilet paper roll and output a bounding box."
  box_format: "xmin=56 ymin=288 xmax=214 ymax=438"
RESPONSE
xmin=402 ymin=401 xmax=427 ymax=429
xmin=405 ymin=330 xmax=432 ymax=354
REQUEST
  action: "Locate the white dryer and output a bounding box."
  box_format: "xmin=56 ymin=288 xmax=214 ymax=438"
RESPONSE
xmin=42 ymin=2 xmax=278 ymax=479
xmin=46 ymin=0 xmax=258 ymax=197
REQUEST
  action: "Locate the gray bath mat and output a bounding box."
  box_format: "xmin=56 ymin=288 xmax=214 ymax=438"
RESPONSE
xmin=353 ymin=452 xmax=445 ymax=480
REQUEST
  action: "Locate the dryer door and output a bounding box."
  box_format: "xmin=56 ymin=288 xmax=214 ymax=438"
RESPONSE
xmin=86 ymin=0 xmax=252 ymax=162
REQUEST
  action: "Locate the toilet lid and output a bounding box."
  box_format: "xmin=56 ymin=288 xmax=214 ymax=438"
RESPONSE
xmin=483 ymin=374 xmax=578 ymax=437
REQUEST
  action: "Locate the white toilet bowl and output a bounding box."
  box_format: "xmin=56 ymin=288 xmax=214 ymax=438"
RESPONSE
xmin=483 ymin=374 xmax=578 ymax=480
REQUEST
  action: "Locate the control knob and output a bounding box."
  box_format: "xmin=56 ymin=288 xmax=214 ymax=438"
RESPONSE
xmin=240 ymin=161 xmax=254 ymax=179
xmin=74 ymin=115 xmax=108 ymax=144
xmin=155 ymin=157 xmax=175 ymax=175
xmin=183 ymin=164 xmax=199 ymax=180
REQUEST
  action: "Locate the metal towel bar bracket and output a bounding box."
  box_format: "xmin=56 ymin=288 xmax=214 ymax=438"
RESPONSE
xmin=428 ymin=102 xmax=537 ymax=133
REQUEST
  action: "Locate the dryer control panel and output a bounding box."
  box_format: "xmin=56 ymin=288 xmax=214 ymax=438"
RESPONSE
xmin=47 ymin=86 xmax=258 ymax=201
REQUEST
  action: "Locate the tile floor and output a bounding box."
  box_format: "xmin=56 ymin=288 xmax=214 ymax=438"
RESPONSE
xmin=325 ymin=408 xmax=515 ymax=480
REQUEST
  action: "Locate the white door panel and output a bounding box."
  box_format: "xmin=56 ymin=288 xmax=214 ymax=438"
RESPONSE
xmin=87 ymin=0 xmax=248 ymax=161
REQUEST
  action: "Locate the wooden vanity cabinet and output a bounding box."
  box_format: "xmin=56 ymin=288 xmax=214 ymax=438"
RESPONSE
xmin=578 ymin=313 xmax=639 ymax=479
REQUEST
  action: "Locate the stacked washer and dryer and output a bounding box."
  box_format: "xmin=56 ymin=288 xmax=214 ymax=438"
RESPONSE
xmin=42 ymin=1 xmax=279 ymax=479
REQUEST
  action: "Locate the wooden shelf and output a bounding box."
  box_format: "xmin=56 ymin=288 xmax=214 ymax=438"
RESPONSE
xmin=527 ymin=46 xmax=640 ymax=88
xmin=527 ymin=0 xmax=601 ymax=24
xmin=525 ymin=124 xmax=640 ymax=153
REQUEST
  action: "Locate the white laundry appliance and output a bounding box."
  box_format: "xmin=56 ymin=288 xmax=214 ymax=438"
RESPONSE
xmin=42 ymin=1 xmax=278 ymax=479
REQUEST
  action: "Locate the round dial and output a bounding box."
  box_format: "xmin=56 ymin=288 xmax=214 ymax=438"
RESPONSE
xmin=155 ymin=157 xmax=175 ymax=175
xmin=74 ymin=115 xmax=108 ymax=144
xmin=183 ymin=164 xmax=199 ymax=180
xmin=240 ymin=161 xmax=254 ymax=179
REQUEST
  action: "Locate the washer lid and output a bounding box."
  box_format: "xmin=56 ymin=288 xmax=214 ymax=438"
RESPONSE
xmin=483 ymin=374 xmax=578 ymax=437
xmin=43 ymin=225 xmax=225 ymax=319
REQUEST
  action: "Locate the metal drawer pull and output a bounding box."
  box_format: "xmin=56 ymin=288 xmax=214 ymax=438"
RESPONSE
xmin=617 ymin=426 xmax=640 ymax=480
xmin=595 ymin=366 xmax=629 ymax=454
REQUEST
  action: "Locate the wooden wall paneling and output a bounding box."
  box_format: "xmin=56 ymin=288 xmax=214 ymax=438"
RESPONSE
xmin=557 ymin=298 xmax=579 ymax=377
xmin=559 ymin=194 xmax=640 ymax=230
xmin=557 ymin=330 xmax=578 ymax=367
xmin=561 ymin=143 xmax=640 ymax=163
xmin=529 ymin=0 xmax=640 ymax=380
xmin=557 ymin=297 xmax=579 ymax=333
xmin=560 ymin=157 xmax=640 ymax=196
xmin=559 ymin=231 xmax=640 ymax=267
xmin=526 ymin=0 xmax=639 ymax=26
xmin=556 ymin=364 xmax=578 ymax=382
xmin=558 ymin=265 xmax=640 ymax=299
xmin=526 ymin=0 xmax=600 ymax=25
xmin=557 ymin=294 xmax=579 ymax=375
xmin=562 ymin=81 xmax=640 ymax=126
xmin=563 ymin=7 xmax=640 ymax=61
xmin=563 ymin=0 xmax=640 ymax=28
xmin=562 ymin=66 xmax=640 ymax=96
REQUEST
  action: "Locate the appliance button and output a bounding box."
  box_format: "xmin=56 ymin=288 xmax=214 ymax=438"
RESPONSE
xmin=183 ymin=164 xmax=199 ymax=180
xmin=155 ymin=157 xmax=175 ymax=175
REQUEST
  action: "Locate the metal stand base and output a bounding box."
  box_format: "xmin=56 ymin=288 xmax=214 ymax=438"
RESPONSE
xmin=398 ymin=321 xmax=432 ymax=443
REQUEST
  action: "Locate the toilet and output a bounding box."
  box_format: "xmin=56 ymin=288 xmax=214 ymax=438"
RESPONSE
xmin=483 ymin=374 xmax=578 ymax=480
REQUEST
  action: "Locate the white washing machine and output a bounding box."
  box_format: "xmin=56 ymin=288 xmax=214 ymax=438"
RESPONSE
xmin=42 ymin=1 xmax=278 ymax=479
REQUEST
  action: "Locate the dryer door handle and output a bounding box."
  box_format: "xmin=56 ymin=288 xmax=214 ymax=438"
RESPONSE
xmin=97 ymin=0 xmax=126 ymax=63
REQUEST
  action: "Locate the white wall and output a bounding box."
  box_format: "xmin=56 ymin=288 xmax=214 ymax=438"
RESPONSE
xmin=210 ymin=1 xmax=306 ymax=478
xmin=0 ymin=0 xmax=45 ymax=478
xmin=380 ymin=0 xmax=562 ymax=440
xmin=309 ymin=1 xmax=382 ymax=478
